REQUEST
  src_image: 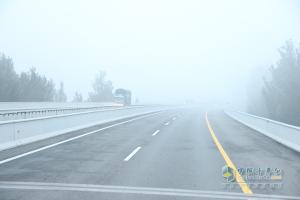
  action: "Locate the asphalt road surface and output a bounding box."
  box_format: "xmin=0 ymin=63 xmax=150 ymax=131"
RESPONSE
xmin=0 ymin=107 xmax=300 ymax=200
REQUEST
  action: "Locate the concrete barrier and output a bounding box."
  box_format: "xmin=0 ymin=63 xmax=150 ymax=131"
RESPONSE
xmin=225 ymin=110 xmax=300 ymax=153
xmin=0 ymin=106 xmax=169 ymax=151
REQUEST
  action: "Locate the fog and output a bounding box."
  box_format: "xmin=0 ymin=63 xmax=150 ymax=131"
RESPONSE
xmin=1 ymin=0 xmax=300 ymax=107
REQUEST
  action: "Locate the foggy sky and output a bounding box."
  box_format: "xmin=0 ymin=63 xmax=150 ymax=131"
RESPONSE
xmin=1 ymin=0 xmax=300 ymax=105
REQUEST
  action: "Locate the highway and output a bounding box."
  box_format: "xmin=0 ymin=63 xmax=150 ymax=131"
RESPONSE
xmin=0 ymin=107 xmax=300 ymax=199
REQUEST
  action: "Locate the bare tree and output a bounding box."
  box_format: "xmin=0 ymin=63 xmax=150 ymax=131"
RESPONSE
xmin=72 ymin=91 xmax=83 ymax=102
xmin=55 ymin=82 xmax=67 ymax=102
xmin=88 ymin=71 xmax=114 ymax=102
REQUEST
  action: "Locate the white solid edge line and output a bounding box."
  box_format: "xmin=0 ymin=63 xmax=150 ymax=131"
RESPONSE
xmin=0 ymin=112 xmax=161 ymax=165
xmin=152 ymin=130 xmax=160 ymax=136
xmin=124 ymin=147 xmax=141 ymax=162
xmin=1 ymin=181 xmax=300 ymax=200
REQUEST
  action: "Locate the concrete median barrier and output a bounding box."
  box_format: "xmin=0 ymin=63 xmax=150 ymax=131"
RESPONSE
xmin=225 ymin=110 xmax=300 ymax=153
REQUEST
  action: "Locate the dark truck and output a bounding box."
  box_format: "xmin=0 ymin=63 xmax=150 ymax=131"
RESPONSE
xmin=114 ymin=88 xmax=131 ymax=106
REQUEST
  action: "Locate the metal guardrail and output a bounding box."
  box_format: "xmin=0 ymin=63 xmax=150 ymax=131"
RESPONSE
xmin=225 ymin=110 xmax=300 ymax=153
xmin=0 ymin=106 xmax=123 ymax=121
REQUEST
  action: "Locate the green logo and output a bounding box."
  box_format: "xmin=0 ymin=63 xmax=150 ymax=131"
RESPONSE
xmin=222 ymin=165 xmax=235 ymax=182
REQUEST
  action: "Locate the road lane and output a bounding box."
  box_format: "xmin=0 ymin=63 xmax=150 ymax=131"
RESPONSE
xmin=0 ymin=110 xmax=177 ymax=184
xmin=0 ymin=107 xmax=299 ymax=199
xmin=208 ymin=110 xmax=300 ymax=197
xmin=205 ymin=112 xmax=252 ymax=194
xmin=108 ymin=108 xmax=228 ymax=192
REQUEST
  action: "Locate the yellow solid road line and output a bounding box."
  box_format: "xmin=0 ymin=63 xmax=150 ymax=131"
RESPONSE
xmin=205 ymin=112 xmax=253 ymax=194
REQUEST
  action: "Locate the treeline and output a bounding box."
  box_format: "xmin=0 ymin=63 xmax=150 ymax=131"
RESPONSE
xmin=0 ymin=54 xmax=67 ymax=102
xmin=0 ymin=53 xmax=130 ymax=103
xmin=248 ymin=41 xmax=300 ymax=126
